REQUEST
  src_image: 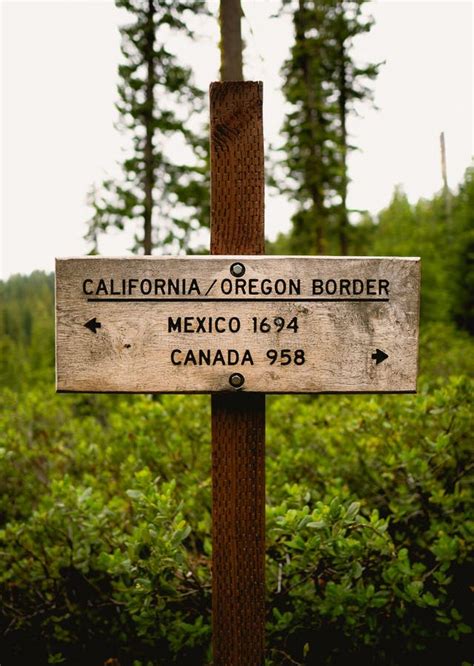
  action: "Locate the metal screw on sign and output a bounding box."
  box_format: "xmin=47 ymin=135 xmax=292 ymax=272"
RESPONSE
xmin=228 ymin=372 xmax=245 ymax=389
xmin=230 ymin=262 xmax=246 ymax=277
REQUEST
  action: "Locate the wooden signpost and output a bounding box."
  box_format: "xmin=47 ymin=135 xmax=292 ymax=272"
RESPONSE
xmin=56 ymin=255 xmax=420 ymax=394
xmin=56 ymin=82 xmax=420 ymax=665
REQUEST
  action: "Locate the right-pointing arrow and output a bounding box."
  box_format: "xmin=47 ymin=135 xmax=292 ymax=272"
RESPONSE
xmin=372 ymin=348 xmax=388 ymax=365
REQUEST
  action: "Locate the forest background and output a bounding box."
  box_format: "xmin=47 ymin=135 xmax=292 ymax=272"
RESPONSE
xmin=1 ymin=0 xmax=473 ymax=664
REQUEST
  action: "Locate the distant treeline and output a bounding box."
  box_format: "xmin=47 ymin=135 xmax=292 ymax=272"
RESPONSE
xmin=0 ymin=271 xmax=54 ymax=388
xmin=269 ymin=166 xmax=474 ymax=333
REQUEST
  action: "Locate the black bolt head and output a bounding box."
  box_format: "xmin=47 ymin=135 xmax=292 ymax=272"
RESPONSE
xmin=229 ymin=373 xmax=245 ymax=389
xmin=230 ymin=262 xmax=246 ymax=277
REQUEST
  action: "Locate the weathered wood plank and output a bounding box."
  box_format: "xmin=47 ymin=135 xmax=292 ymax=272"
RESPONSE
xmin=56 ymin=255 xmax=420 ymax=394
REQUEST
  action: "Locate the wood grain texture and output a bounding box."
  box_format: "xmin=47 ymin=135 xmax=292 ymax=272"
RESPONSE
xmin=55 ymin=256 xmax=420 ymax=394
xmin=210 ymin=81 xmax=266 ymax=666
xmin=210 ymin=81 xmax=264 ymax=255
xmin=211 ymin=392 xmax=265 ymax=665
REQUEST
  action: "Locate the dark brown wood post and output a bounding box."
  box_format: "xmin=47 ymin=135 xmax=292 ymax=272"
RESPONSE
xmin=210 ymin=81 xmax=266 ymax=665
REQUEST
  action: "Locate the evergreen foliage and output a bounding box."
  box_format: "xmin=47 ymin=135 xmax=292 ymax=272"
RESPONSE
xmin=330 ymin=1 xmax=380 ymax=255
xmin=370 ymin=167 xmax=474 ymax=333
xmin=450 ymin=167 xmax=474 ymax=333
xmin=269 ymin=166 xmax=474 ymax=336
xmin=0 ymin=272 xmax=54 ymax=389
xmin=276 ymin=0 xmax=380 ymax=255
xmin=86 ymin=0 xmax=209 ymax=255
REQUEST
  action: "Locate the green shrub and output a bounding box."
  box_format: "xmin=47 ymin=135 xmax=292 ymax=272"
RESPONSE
xmin=1 ymin=374 xmax=472 ymax=664
xmin=266 ymin=376 xmax=473 ymax=664
xmin=1 ymin=269 xmax=473 ymax=664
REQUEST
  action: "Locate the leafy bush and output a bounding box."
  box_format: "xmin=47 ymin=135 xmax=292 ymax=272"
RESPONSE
xmin=1 ymin=373 xmax=472 ymax=664
xmin=266 ymin=376 xmax=473 ymax=664
xmin=1 ymin=187 xmax=473 ymax=663
xmin=0 ymin=391 xmax=212 ymax=665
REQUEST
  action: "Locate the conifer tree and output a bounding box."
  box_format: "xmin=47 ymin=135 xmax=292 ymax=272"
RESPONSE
xmin=279 ymin=0 xmax=336 ymax=255
xmin=86 ymin=0 xmax=208 ymax=255
xmin=278 ymin=0 xmax=379 ymax=255
xmin=331 ymin=1 xmax=380 ymax=254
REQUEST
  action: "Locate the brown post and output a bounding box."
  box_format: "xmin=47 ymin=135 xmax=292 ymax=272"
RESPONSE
xmin=210 ymin=81 xmax=266 ymax=665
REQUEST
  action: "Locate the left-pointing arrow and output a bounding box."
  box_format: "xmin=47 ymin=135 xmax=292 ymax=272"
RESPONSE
xmin=84 ymin=317 xmax=101 ymax=334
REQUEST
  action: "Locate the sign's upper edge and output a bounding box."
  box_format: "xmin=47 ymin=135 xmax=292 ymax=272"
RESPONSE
xmin=55 ymin=255 xmax=421 ymax=263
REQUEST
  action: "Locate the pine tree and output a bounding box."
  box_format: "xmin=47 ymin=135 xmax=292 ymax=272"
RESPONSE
xmin=331 ymin=0 xmax=380 ymax=254
xmin=279 ymin=0 xmax=337 ymax=255
xmin=86 ymin=0 xmax=208 ymax=256
xmin=278 ymin=0 xmax=379 ymax=255
xmin=450 ymin=166 xmax=474 ymax=333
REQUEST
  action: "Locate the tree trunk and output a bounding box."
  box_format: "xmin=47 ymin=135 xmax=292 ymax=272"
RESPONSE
xmin=338 ymin=37 xmax=349 ymax=256
xmin=143 ymin=0 xmax=155 ymax=255
xmin=219 ymin=0 xmax=243 ymax=81
xmin=440 ymin=131 xmax=452 ymax=224
xmin=295 ymin=0 xmax=325 ymax=254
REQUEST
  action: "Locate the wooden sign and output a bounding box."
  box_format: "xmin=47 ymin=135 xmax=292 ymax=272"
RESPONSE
xmin=56 ymin=255 xmax=420 ymax=394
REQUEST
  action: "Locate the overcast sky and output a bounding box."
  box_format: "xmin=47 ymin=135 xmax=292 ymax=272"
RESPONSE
xmin=1 ymin=0 xmax=472 ymax=279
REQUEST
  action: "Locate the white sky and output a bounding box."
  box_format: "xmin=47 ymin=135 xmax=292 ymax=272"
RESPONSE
xmin=1 ymin=0 xmax=472 ymax=279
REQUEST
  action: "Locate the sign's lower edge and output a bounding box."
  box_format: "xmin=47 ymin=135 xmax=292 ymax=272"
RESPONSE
xmin=56 ymin=387 xmax=418 ymax=395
